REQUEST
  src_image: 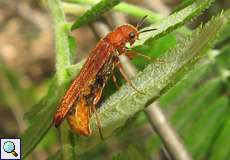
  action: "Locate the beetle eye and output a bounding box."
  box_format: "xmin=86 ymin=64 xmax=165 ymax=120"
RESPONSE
xmin=129 ymin=32 xmax=135 ymax=39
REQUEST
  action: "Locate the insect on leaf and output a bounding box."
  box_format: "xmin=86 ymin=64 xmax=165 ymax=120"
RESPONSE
xmin=68 ymin=11 xmax=229 ymax=155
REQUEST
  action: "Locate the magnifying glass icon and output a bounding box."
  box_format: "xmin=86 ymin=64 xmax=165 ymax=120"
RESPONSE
xmin=3 ymin=141 xmax=18 ymax=157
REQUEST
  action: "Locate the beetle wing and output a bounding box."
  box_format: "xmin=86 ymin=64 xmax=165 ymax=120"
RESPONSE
xmin=53 ymin=40 xmax=113 ymax=127
xmin=53 ymin=94 xmax=80 ymax=127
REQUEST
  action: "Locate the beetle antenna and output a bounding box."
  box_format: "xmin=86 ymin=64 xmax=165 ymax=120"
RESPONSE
xmin=136 ymin=15 xmax=148 ymax=30
xmin=139 ymin=28 xmax=157 ymax=34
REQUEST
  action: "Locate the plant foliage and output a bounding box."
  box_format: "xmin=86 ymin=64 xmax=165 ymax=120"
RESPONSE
xmin=16 ymin=0 xmax=230 ymax=159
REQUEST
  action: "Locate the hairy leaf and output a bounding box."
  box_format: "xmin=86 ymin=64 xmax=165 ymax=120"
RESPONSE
xmin=135 ymin=0 xmax=214 ymax=46
xmin=69 ymin=11 xmax=229 ymax=155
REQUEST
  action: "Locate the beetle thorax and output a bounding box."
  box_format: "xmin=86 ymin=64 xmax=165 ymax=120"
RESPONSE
xmin=106 ymin=24 xmax=138 ymax=48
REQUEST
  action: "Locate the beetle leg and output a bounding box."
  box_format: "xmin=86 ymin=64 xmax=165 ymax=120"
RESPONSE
xmin=117 ymin=44 xmax=126 ymax=54
xmin=116 ymin=61 xmax=144 ymax=94
xmin=91 ymin=104 xmax=103 ymax=140
xmin=126 ymin=51 xmax=153 ymax=61
xmin=112 ymin=74 xmax=120 ymax=90
xmin=93 ymin=88 xmax=103 ymax=105
xmin=125 ymin=50 xmax=167 ymax=64
xmin=90 ymin=89 xmax=104 ymax=140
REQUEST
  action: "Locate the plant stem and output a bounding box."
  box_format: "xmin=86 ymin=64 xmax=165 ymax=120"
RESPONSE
xmin=145 ymin=103 xmax=193 ymax=160
xmin=48 ymin=0 xmax=70 ymax=84
xmin=60 ymin=123 xmax=75 ymax=160
xmin=48 ymin=1 xmax=74 ymax=159
xmin=63 ymin=0 xmax=163 ymax=22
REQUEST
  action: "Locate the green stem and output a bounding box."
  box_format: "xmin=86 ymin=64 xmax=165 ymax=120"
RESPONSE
xmin=60 ymin=123 xmax=75 ymax=160
xmin=48 ymin=1 xmax=74 ymax=158
xmin=64 ymin=0 xmax=163 ymax=23
xmin=48 ymin=0 xmax=71 ymax=84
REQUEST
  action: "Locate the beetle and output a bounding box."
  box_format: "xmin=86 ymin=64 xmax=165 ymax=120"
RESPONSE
xmin=53 ymin=16 xmax=156 ymax=138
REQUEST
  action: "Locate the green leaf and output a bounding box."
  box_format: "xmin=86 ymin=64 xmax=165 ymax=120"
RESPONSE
xmin=209 ymin=115 xmax=230 ymax=160
xmin=22 ymin=79 xmax=74 ymax=159
xmin=112 ymin=2 xmax=163 ymax=23
xmin=144 ymin=66 xmax=218 ymax=155
xmin=133 ymin=34 xmax=177 ymax=70
xmin=112 ymin=145 xmax=145 ymax=160
xmin=159 ymin=64 xmax=211 ymax=107
xmin=65 ymin=0 xmax=163 ymax=23
xmin=68 ymin=11 xmax=229 ymax=155
xmin=171 ymin=79 xmax=222 ymax=129
xmin=135 ymin=0 xmax=215 ymax=46
xmin=22 ymin=109 xmax=54 ymax=159
xmin=23 ymin=79 xmax=57 ymax=121
xmin=71 ymin=0 xmax=122 ymax=30
xmin=173 ymin=0 xmax=196 ymax=13
xmin=216 ymin=44 xmax=230 ymax=70
xmin=215 ymin=17 xmax=230 ymax=46
xmin=21 ymin=89 xmax=59 ymax=159
xmin=183 ymin=96 xmax=229 ymax=159
xmin=145 ymin=135 xmax=162 ymax=157
xmin=21 ymin=63 xmax=84 ymax=158
xmin=37 ymin=128 xmax=58 ymax=150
